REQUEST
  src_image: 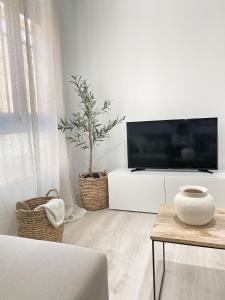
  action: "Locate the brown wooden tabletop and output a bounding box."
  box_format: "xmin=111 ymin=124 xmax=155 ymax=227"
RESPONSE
xmin=150 ymin=204 xmax=225 ymax=249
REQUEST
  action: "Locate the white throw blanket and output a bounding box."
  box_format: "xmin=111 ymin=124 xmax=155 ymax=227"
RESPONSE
xmin=34 ymin=199 xmax=65 ymax=228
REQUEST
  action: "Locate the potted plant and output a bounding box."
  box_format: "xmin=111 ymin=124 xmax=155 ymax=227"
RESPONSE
xmin=58 ymin=75 xmax=125 ymax=210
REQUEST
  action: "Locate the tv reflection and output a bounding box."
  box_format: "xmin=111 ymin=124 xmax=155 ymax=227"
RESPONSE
xmin=171 ymin=123 xmax=195 ymax=162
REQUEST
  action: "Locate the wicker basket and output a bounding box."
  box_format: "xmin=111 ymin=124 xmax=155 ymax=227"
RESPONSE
xmin=16 ymin=189 xmax=64 ymax=242
xmin=79 ymin=171 xmax=108 ymax=210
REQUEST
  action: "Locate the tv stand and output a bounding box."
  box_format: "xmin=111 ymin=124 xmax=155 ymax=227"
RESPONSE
xmin=130 ymin=168 xmax=215 ymax=174
xmin=108 ymin=168 xmax=225 ymax=213
xmin=198 ymin=168 xmax=214 ymax=174
xmin=131 ymin=167 xmax=146 ymax=172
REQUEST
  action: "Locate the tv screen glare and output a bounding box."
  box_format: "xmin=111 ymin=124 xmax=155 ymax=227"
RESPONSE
xmin=127 ymin=118 xmax=218 ymax=170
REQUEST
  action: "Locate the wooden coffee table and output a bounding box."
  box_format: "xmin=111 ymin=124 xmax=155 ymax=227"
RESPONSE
xmin=150 ymin=204 xmax=225 ymax=300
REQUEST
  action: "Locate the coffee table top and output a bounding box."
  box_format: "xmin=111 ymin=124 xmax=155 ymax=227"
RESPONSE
xmin=150 ymin=204 xmax=225 ymax=249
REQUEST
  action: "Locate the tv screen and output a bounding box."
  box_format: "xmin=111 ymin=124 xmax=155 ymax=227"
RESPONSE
xmin=127 ymin=118 xmax=218 ymax=170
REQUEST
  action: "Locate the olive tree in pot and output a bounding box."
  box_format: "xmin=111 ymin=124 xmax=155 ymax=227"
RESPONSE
xmin=58 ymin=75 xmax=125 ymax=210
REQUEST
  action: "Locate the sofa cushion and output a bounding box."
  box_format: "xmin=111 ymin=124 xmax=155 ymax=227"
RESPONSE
xmin=0 ymin=235 xmax=108 ymax=300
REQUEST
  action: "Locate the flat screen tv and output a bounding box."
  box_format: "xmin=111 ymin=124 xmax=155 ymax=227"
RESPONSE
xmin=127 ymin=118 xmax=218 ymax=170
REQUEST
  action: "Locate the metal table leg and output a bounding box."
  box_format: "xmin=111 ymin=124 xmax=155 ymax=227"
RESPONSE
xmin=152 ymin=240 xmax=165 ymax=300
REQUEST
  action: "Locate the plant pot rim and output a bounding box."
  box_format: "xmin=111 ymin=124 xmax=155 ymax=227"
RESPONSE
xmin=79 ymin=171 xmax=107 ymax=180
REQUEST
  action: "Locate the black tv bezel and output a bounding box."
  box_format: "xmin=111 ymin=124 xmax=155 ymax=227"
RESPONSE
xmin=126 ymin=117 xmax=218 ymax=171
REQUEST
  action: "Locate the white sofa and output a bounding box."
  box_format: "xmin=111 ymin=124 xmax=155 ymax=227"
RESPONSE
xmin=0 ymin=235 xmax=109 ymax=300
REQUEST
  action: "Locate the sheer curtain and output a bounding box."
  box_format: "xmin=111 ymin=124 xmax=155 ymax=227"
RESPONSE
xmin=0 ymin=0 xmax=85 ymax=234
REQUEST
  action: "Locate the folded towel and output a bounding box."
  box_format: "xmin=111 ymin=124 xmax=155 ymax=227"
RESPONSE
xmin=34 ymin=198 xmax=65 ymax=228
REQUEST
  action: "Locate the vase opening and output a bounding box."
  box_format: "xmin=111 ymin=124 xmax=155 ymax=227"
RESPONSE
xmin=185 ymin=188 xmax=202 ymax=194
xmin=180 ymin=185 xmax=208 ymax=197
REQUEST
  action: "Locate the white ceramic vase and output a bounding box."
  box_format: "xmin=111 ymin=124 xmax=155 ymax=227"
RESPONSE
xmin=174 ymin=185 xmax=215 ymax=226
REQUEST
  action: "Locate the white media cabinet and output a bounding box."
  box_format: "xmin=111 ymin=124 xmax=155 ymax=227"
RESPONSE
xmin=108 ymin=168 xmax=225 ymax=213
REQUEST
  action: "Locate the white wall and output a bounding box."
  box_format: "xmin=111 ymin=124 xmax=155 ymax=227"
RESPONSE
xmin=59 ymin=0 xmax=225 ymax=192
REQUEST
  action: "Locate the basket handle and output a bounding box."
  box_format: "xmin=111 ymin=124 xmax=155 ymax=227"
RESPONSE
xmin=17 ymin=201 xmax=31 ymax=212
xmin=45 ymin=189 xmax=60 ymax=198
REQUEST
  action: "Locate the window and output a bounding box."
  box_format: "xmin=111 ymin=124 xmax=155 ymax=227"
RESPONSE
xmin=0 ymin=0 xmax=37 ymax=118
xmin=0 ymin=1 xmax=14 ymax=113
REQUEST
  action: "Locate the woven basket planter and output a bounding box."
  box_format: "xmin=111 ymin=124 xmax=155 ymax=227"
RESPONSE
xmin=16 ymin=189 xmax=64 ymax=242
xmin=79 ymin=171 xmax=108 ymax=210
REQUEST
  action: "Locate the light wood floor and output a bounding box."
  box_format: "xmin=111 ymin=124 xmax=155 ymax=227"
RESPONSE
xmin=63 ymin=209 xmax=225 ymax=300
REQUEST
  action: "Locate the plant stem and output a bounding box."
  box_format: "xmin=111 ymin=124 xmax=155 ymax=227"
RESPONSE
xmin=88 ymin=122 xmax=93 ymax=176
